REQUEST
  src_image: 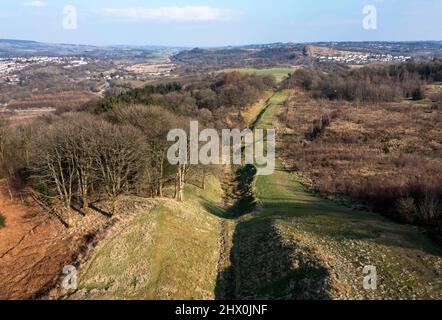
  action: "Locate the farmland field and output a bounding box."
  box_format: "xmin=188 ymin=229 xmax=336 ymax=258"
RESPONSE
xmin=219 ymin=67 xmax=297 ymax=82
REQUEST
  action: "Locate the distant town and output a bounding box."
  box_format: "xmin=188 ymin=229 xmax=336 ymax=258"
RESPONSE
xmin=0 ymin=56 xmax=88 ymax=84
xmin=316 ymin=53 xmax=412 ymax=65
xmin=0 ymin=55 xmax=175 ymax=86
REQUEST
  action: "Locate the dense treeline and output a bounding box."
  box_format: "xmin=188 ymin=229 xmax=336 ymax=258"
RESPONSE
xmin=171 ymin=45 xmax=299 ymax=69
xmin=0 ymin=72 xmax=275 ymax=225
xmin=285 ymin=60 xmax=442 ymax=103
xmin=84 ymin=72 xmax=275 ymax=118
xmin=83 ymin=83 xmax=183 ymax=114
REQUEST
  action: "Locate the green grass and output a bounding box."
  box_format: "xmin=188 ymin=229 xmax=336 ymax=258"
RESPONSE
xmin=219 ymin=67 xmax=296 ymax=82
xmin=0 ymin=214 xmax=5 ymax=228
xmin=72 ymin=176 xmax=225 ymax=300
xmin=251 ymin=89 xmax=292 ymax=130
xmin=246 ymin=89 xmax=442 ymax=299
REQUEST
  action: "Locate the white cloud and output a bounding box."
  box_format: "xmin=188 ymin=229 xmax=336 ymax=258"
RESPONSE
xmin=100 ymin=6 xmax=232 ymax=22
xmin=24 ymin=1 xmax=46 ymax=7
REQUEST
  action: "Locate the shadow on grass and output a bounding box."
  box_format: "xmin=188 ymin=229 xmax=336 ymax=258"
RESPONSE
xmin=257 ymin=171 xmax=442 ymax=256
xmin=215 ymin=218 xmax=333 ymax=300
xmin=200 ymin=200 xmax=231 ymax=220
xmin=89 ymin=203 xmax=112 ymax=218
xmin=262 ymin=197 xmax=442 ymax=255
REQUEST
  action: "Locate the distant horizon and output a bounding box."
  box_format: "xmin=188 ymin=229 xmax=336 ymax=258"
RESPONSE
xmin=1 ymin=0 xmax=441 ymax=47
xmin=1 ymin=37 xmax=442 ymax=50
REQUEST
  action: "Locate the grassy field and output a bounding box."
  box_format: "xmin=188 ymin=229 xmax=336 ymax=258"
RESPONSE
xmin=219 ymin=67 xmax=296 ymax=82
xmin=240 ymin=89 xmax=442 ymax=299
xmin=71 ymin=176 xmax=225 ymax=300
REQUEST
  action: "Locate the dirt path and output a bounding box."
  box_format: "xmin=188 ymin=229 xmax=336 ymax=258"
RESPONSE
xmin=0 ymin=181 xmax=75 ymax=300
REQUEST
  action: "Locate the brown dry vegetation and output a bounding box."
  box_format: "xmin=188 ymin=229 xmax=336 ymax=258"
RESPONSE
xmin=0 ymin=107 xmax=55 ymax=122
xmin=0 ymin=178 xmax=158 ymax=300
xmin=0 ymin=180 xmax=76 ymax=300
xmin=280 ymin=86 xmax=442 ymax=242
xmin=7 ymin=91 xmax=98 ymax=112
xmin=1 ymin=72 xmax=275 ymax=221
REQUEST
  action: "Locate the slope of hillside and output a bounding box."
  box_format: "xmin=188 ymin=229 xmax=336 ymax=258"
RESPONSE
xmin=0 ymin=180 xmax=74 ymax=300
xmin=232 ymin=89 xmax=442 ymax=299
xmin=70 ymin=176 xmax=224 ymax=300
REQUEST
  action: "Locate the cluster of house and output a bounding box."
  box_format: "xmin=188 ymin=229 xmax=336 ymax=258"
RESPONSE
xmin=63 ymin=58 xmax=88 ymax=68
xmin=0 ymin=56 xmax=89 ymax=84
xmin=317 ymin=53 xmax=412 ymax=65
xmin=0 ymin=58 xmax=28 ymax=83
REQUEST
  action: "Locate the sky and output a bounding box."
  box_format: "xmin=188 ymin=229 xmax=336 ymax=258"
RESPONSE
xmin=0 ymin=0 xmax=441 ymax=47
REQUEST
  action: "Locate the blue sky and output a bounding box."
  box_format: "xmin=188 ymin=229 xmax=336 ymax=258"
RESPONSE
xmin=0 ymin=0 xmax=441 ymax=47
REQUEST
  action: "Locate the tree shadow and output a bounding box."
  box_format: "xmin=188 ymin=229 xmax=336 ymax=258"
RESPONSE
xmin=256 ymin=179 xmax=442 ymax=257
xmin=215 ymin=218 xmax=333 ymax=300
xmin=88 ymin=203 xmax=112 ymax=218
xmin=70 ymin=205 xmax=86 ymax=217
xmin=200 ymin=199 xmax=231 ymax=219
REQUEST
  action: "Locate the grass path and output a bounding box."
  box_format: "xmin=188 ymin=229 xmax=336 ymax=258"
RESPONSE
xmin=245 ymin=89 xmax=442 ymax=299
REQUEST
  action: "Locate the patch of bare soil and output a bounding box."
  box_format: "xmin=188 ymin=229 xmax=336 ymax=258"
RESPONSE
xmin=0 ymin=180 xmax=75 ymax=300
xmin=0 ymin=180 xmax=141 ymax=300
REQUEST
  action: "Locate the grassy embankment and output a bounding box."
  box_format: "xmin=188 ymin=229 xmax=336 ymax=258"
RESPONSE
xmin=71 ymin=175 xmax=225 ymax=300
xmin=228 ymin=88 xmax=442 ymax=299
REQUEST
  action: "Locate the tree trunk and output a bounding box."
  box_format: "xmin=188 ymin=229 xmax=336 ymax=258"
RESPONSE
xmin=6 ymin=179 xmax=13 ymax=201
xmin=201 ymin=168 xmax=206 ymax=190
xmin=82 ymin=195 xmax=89 ymax=212
xmin=111 ymin=197 xmax=117 ymax=216
xmin=176 ymin=165 xmax=186 ymax=202
xmin=174 ymin=174 xmax=179 ymax=199
xmin=158 ymin=155 xmax=164 ymax=198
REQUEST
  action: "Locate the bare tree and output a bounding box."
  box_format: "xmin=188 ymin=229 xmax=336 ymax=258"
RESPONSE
xmin=175 ymin=164 xmax=191 ymax=202
xmin=68 ymin=114 xmax=100 ymax=212
xmin=31 ymin=120 xmax=76 ymax=212
xmin=107 ymin=105 xmax=185 ymax=198
xmin=94 ymin=121 xmax=145 ymax=214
